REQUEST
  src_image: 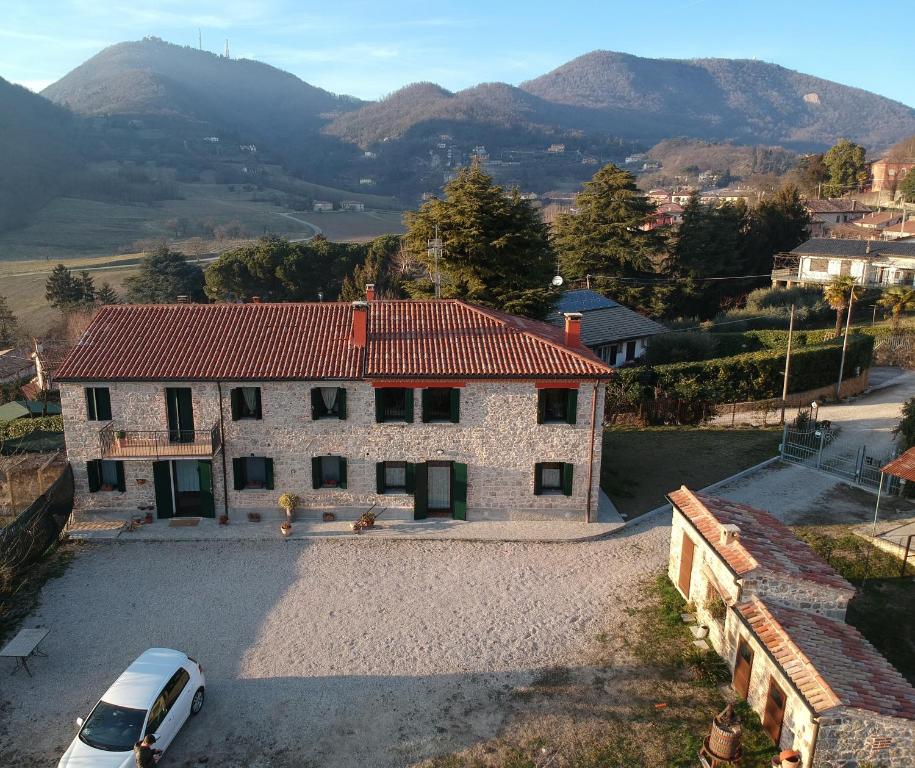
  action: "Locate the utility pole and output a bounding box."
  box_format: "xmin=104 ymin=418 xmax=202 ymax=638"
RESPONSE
xmin=198 ymin=28 xmax=202 ymax=51
xmin=836 ymin=287 xmax=856 ymax=399
xmin=427 ymin=225 xmax=442 ymax=298
xmin=781 ymin=304 xmax=796 ymax=425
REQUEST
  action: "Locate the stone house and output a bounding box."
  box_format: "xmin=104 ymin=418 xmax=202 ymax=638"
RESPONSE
xmin=667 ymin=487 xmax=915 ymax=767
xmin=771 ymin=237 xmax=915 ymax=289
xmin=55 ymin=290 xmax=612 ymax=524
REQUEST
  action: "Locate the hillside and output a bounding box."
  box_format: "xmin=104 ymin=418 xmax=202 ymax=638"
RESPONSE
xmin=646 ymin=139 xmax=798 ymax=179
xmin=520 ymin=51 xmax=915 ymax=151
xmin=43 ymin=37 xmax=363 ymax=145
xmin=0 ymin=77 xmax=82 ymax=230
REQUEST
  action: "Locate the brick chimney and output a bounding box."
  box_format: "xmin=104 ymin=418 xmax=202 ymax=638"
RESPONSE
xmin=365 ymin=283 xmax=376 ymax=301
xmin=720 ymin=524 xmax=741 ymax=547
xmin=251 ymin=296 xmax=261 ymax=304
xmin=564 ymin=312 xmax=582 ymax=347
xmin=351 ymin=301 xmax=368 ymax=347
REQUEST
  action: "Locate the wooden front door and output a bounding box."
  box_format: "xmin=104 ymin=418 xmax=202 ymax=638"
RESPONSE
xmin=678 ymin=531 xmax=695 ymax=597
xmin=165 ymin=387 xmax=194 ymax=443
xmin=763 ymin=677 xmax=787 ymax=744
xmin=733 ymin=639 xmax=754 ymax=700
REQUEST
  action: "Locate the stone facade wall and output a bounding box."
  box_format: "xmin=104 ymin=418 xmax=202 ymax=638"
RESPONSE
xmin=815 ymin=708 xmax=915 ymax=768
xmin=741 ymin=574 xmax=850 ymax=621
xmin=61 ymin=380 xmax=605 ymax=522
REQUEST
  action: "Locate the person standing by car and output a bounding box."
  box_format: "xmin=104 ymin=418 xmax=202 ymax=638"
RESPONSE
xmin=134 ymin=734 xmax=162 ymax=767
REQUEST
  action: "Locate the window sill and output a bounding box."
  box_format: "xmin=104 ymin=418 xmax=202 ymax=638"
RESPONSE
xmin=541 ymin=419 xmax=570 ymax=425
xmin=382 ymin=489 xmax=410 ymax=495
xmin=423 ymin=419 xmax=457 ymax=425
xmin=318 ymin=486 xmax=345 ymax=491
xmin=538 ymin=489 xmax=566 ymax=496
xmin=234 ymin=416 xmax=262 ymax=421
xmin=240 ymin=487 xmax=268 ymax=492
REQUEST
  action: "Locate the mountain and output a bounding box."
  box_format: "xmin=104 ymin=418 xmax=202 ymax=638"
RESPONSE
xmin=43 ymin=37 xmax=363 ymax=145
xmin=0 ymin=77 xmax=82 ymax=230
xmin=520 ymin=51 xmax=915 ymax=151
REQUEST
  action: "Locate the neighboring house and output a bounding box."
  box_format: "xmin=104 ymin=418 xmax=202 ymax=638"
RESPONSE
xmin=312 ymin=201 xmax=333 ymax=212
xmin=883 ymin=219 xmax=915 ymax=241
xmin=0 ymin=401 xmax=31 ymax=427
xmin=771 ymin=238 xmax=915 ymax=288
xmin=547 ymin=143 xmax=565 ymax=153
xmin=340 ymin=201 xmax=365 ymax=212
xmin=547 ymin=290 xmax=668 ymax=366
xmin=668 ymin=487 xmax=915 ymax=767
xmin=804 ymin=199 xmax=867 ymax=236
xmin=55 ymin=290 xmax=612 ymax=524
xmin=0 ymin=349 xmax=34 ymax=385
xmin=647 ymin=189 xmax=670 ymax=203
xmin=854 ymin=210 xmax=903 ymax=232
xmin=871 ymin=158 xmax=915 ymax=193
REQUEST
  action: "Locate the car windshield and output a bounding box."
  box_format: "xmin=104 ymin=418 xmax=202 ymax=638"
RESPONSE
xmin=78 ymin=701 xmax=146 ymax=752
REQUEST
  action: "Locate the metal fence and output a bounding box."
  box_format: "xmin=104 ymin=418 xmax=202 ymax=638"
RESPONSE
xmin=780 ymin=423 xmax=900 ymax=493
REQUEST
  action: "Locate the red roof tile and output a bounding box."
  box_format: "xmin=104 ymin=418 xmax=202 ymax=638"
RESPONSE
xmin=881 ymin=448 xmax=915 ymax=482
xmin=668 ymin=487 xmax=853 ymax=592
xmin=738 ymin=597 xmax=915 ymax=719
xmin=55 ymin=301 xmax=612 ymax=382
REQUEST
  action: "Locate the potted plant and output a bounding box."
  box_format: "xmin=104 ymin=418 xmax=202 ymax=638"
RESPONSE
xmin=144 ymin=512 xmax=154 ymax=524
xmin=280 ymin=520 xmax=292 ymax=536
xmin=247 ymin=511 xmax=261 ymax=522
xmin=322 ymin=511 xmax=336 ymax=522
xmin=278 ymin=492 xmax=300 ymax=522
xmin=115 ymin=430 xmax=127 ymax=448
xmin=218 ymin=514 xmax=229 ymax=525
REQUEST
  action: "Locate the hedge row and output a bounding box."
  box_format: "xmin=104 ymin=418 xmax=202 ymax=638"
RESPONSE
xmin=619 ymin=334 xmax=874 ymax=403
xmin=0 ymin=415 xmax=63 ymax=441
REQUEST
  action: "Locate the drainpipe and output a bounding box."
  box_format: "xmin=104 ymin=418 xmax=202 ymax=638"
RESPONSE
xmin=807 ymin=716 xmax=821 ymax=768
xmin=585 ymin=381 xmax=599 ymax=523
xmin=216 ymin=382 xmax=229 ymax=517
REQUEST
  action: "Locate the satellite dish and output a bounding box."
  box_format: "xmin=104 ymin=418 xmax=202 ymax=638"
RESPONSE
xmin=551 ymin=275 xmax=564 ymax=287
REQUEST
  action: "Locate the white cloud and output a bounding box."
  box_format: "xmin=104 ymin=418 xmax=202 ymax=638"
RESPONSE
xmin=10 ymin=78 xmax=56 ymax=92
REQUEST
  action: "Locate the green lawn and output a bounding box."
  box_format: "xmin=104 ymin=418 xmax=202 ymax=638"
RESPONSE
xmin=601 ymin=426 xmax=782 ymax=518
xmin=793 ymin=526 xmax=915 ymax=683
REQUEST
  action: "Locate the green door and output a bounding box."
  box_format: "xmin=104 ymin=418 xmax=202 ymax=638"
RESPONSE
xmin=414 ymin=462 xmax=428 ymax=520
xmin=197 ymin=460 xmax=215 ymax=518
xmin=452 ymin=462 xmax=468 ymax=520
xmin=153 ymin=461 xmax=174 ymax=519
xmin=165 ymin=387 xmax=194 ymax=443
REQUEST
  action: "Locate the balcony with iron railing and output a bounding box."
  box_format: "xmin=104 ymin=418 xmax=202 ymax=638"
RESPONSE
xmin=99 ymin=423 xmax=221 ymax=460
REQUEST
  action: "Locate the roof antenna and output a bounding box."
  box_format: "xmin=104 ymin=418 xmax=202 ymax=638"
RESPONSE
xmin=224 ymin=39 xmax=230 ymax=58
xmin=198 ymin=28 xmax=202 ymax=51
xmin=427 ymin=225 xmax=443 ymax=299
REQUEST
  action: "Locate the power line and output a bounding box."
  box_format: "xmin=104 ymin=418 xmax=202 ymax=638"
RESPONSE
xmin=573 ymin=272 xmax=773 ymax=286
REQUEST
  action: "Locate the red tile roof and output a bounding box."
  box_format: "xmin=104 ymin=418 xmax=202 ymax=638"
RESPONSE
xmin=55 ymin=301 xmax=612 ymax=382
xmin=668 ymin=487 xmax=853 ymax=592
xmin=881 ymin=448 xmax=915 ymax=482
xmin=738 ymin=597 xmax=915 ymax=719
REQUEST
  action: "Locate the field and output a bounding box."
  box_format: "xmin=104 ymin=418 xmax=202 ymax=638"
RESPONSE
xmin=0 ymin=183 xmax=405 ymax=332
xmin=601 ymin=426 xmax=782 ymax=518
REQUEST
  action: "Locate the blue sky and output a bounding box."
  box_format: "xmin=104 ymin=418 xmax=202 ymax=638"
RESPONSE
xmin=2 ymin=0 xmax=913 ymax=107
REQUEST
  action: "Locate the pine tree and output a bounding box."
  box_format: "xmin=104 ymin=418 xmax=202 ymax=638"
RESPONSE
xmin=126 ymin=244 xmax=206 ymax=303
xmin=45 ymin=264 xmax=83 ymax=311
xmin=823 ymin=139 xmax=867 ymax=197
xmin=0 ymin=296 xmax=20 ymax=347
xmin=552 ymin=163 xmax=668 ymax=314
xmin=95 ymin=282 xmax=121 ymax=305
xmin=402 ymin=165 xmax=554 ymax=318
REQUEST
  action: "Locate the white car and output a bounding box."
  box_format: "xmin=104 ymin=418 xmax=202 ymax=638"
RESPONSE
xmin=58 ymin=648 xmax=205 ymax=767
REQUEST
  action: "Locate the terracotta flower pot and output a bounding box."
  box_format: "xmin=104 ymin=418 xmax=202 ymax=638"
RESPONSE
xmin=218 ymin=515 xmax=229 ymax=525
xmin=322 ymin=512 xmax=336 ymax=522
xmin=144 ymin=513 xmax=154 ymax=524
xmin=280 ymin=523 xmax=292 ymax=536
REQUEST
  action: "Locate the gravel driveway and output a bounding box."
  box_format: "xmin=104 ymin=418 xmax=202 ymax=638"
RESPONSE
xmin=0 ymin=517 xmax=669 ymax=768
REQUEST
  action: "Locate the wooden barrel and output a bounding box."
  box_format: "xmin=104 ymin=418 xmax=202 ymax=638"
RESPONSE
xmin=708 ymin=705 xmax=742 ymax=760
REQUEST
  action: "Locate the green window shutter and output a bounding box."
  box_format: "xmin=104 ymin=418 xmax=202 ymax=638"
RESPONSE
xmin=375 ymin=390 xmax=384 ymax=423
xmin=337 ymin=388 xmax=347 ymax=420
xmin=265 ymin=458 xmax=275 ymax=490
xmin=310 ymin=388 xmax=321 ymax=419
xmin=254 ymin=388 xmax=263 ymax=419
xmin=566 ymin=388 xmax=578 ymax=425
xmin=153 ymin=461 xmax=174 ymax=518
xmin=86 ymin=460 xmax=101 ymax=492
xmin=452 ymin=462 xmax=468 ymax=520
xmin=311 ymin=456 xmax=322 ymax=489
xmin=562 ymin=463 xmax=574 ymax=496
xmin=85 ymin=388 xmax=97 ymax=421
xmin=230 ymin=388 xmax=242 ymax=420
xmin=376 ymin=462 xmax=385 ymax=494
xmin=533 ymin=463 xmax=543 ymax=496
xmin=414 ymin=462 xmax=428 ymax=519
xmin=450 ymin=388 xmax=460 ymax=423
xmin=421 ymin=389 xmax=431 ymax=423
xmin=338 ymin=457 xmax=347 ymax=489
xmin=197 ymin=461 xmax=215 ymax=518
xmin=232 ymin=458 xmax=245 ymax=490
xmin=405 ymin=462 xmax=416 ymax=494
xmin=405 ymin=389 xmax=414 ymax=423
xmin=115 ymin=461 xmax=126 ymax=492
xmin=536 ymin=389 xmax=546 ymax=424
xmin=96 ymin=388 xmax=112 ymax=421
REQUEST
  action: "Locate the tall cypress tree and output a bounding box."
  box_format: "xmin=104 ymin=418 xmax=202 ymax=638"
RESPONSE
xmin=552 ymin=163 xmax=668 ymax=314
xmin=402 ymin=165 xmax=554 ymax=318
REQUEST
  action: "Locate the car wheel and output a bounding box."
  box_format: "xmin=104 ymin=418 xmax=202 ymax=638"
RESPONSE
xmin=191 ymin=686 xmax=205 ymax=715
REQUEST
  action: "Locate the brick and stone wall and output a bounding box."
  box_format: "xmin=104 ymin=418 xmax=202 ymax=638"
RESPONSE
xmin=816 ymin=709 xmax=915 ymax=768
xmin=61 ymin=380 xmax=605 ymax=522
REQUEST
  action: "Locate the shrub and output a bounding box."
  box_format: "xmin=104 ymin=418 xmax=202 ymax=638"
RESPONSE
xmin=895 ymin=397 xmax=915 ymax=451
xmin=0 ymin=415 xmax=63 ymax=441
xmin=645 ymin=332 xmax=718 ymax=364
